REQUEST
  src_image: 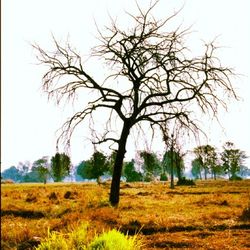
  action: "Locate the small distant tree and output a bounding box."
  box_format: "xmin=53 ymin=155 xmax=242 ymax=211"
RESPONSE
xmin=78 ymin=151 xmax=109 ymax=183
xmin=1 ymin=166 xmax=22 ymax=182
xmin=33 ymin=157 xmax=50 ymax=184
xmin=51 ymin=153 xmax=71 ymax=182
xmin=193 ymin=145 xmax=218 ymax=179
xmin=17 ymin=161 xmax=32 ymax=178
xmin=239 ymin=165 xmax=250 ymax=178
xmin=140 ymin=151 xmax=161 ymax=181
xmin=123 ymin=159 xmax=143 ymax=182
xmin=162 ymin=149 xmax=185 ymax=181
xmin=221 ymin=142 xmax=248 ymax=180
xmin=160 ymin=117 xmax=193 ymax=188
xmin=191 ymin=158 xmax=203 ymax=179
xmin=76 ymin=161 xmax=86 ymax=181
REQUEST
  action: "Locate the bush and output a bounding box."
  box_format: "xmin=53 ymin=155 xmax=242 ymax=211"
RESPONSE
xmin=229 ymin=175 xmax=242 ymax=181
xmin=88 ymin=229 xmax=142 ymax=250
xmin=36 ymin=225 xmax=142 ymax=250
xmin=176 ymin=177 xmax=195 ymax=186
xmin=160 ymin=173 xmax=168 ymax=181
xmin=144 ymin=172 xmax=155 ymax=182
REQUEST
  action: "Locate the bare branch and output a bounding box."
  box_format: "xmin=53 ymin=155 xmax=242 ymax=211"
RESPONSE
xmin=35 ymin=0 xmax=238 ymax=160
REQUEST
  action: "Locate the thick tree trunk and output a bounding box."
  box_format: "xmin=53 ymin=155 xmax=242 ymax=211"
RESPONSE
xmin=109 ymin=121 xmax=130 ymax=206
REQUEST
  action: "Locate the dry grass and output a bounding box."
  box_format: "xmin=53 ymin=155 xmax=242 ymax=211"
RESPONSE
xmin=1 ymin=180 xmax=250 ymax=249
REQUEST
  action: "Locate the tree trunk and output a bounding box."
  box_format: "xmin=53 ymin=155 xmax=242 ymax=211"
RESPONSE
xmin=109 ymin=121 xmax=130 ymax=206
xmin=213 ymin=171 xmax=217 ymax=180
xmin=170 ymin=165 xmax=174 ymax=189
xmin=176 ymin=161 xmax=182 ymax=182
xmin=199 ymin=169 xmax=202 ymax=180
xmin=97 ymin=176 xmax=102 ymax=185
xmin=170 ymin=139 xmax=174 ymax=189
xmin=204 ymin=168 xmax=208 ymax=180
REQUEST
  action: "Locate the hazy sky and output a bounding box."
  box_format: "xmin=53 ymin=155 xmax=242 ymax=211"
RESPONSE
xmin=2 ymin=0 xmax=250 ymax=170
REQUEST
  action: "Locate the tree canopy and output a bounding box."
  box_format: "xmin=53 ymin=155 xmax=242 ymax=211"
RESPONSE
xmin=221 ymin=142 xmax=247 ymax=180
xmin=51 ymin=153 xmax=71 ymax=182
xmin=77 ymin=151 xmax=109 ymax=183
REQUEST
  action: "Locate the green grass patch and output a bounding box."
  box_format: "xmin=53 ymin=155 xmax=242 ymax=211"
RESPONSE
xmin=35 ymin=225 xmax=142 ymax=250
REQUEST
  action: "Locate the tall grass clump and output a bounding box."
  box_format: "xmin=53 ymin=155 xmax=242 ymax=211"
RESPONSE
xmin=69 ymin=224 xmax=88 ymax=250
xmin=36 ymin=231 xmax=68 ymax=250
xmin=36 ymin=225 xmax=142 ymax=250
xmin=36 ymin=224 xmax=88 ymax=250
xmin=88 ymin=229 xmax=142 ymax=250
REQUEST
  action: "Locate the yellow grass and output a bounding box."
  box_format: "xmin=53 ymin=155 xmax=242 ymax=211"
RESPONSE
xmin=1 ymin=180 xmax=250 ymax=249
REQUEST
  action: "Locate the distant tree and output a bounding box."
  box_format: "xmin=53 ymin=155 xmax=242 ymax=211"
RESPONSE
xmin=193 ymin=145 xmax=218 ymax=179
xmin=1 ymin=166 xmax=22 ymax=182
xmin=162 ymin=149 xmax=185 ymax=181
xmin=22 ymin=170 xmax=40 ymax=183
xmin=78 ymin=151 xmax=109 ymax=183
xmin=76 ymin=161 xmax=86 ymax=181
xmin=51 ymin=153 xmax=71 ymax=182
xmin=161 ymin=130 xmax=174 ymax=188
xmin=239 ymin=165 xmax=250 ymax=178
xmin=221 ymin=142 xmax=248 ymax=180
xmin=17 ymin=161 xmax=32 ymax=177
xmin=32 ymin=157 xmax=50 ymax=184
xmin=35 ymin=2 xmax=238 ymax=205
xmin=160 ymin=122 xmax=188 ymax=188
xmin=123 ymin=159 xmax=143 ymax=182
xmin=211 ymin=163 xmax=224 ymax=180
xmin=191 ymin=158 xmax=203 ymax=179
xmin=140 ymin=151 xmax=161 ymax=181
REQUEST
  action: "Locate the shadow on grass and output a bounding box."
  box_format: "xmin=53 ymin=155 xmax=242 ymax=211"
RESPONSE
xmin=167 ymin=191 xmax=242 ymax=195
xmin=1 ymin=210 xmax=45 ymax=219
xmin=151 ymin=241 xmax=192 ymax=248
xmin=120 ymin=222 xmax=250 ymax=235
xmin=120 ymin=221 xmax=201 ymax=235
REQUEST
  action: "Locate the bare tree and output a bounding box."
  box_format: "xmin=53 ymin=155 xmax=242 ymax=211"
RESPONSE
xmin=34 ymin=1 xmax=237 ymax=206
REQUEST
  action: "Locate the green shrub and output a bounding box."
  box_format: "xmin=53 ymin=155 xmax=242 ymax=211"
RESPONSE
xmin=160 ymin=173 xmax=168 ymax=181
xmin=87 ymin=229 xmax=142 ymax=250
xmin=176 ymin=177 xmax=195 ymax=186
xmin=144 ymin=172 xmax=155 ymax=182
xmin=36 ymin=225 xmax=142 ymax=250
xmin=229 ymin=175 xmax=242 ymax=181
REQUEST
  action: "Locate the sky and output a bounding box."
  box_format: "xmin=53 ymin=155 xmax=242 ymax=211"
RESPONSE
xmin=1 ymin=0 xmax=250 ymax=170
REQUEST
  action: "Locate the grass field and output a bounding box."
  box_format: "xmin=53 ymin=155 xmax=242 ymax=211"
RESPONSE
xmin=1 ymin=180 xmax=250 ymax=249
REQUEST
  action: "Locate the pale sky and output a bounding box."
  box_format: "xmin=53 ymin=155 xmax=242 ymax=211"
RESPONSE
xmin=1 ymin=0 xmax=250 ymax=170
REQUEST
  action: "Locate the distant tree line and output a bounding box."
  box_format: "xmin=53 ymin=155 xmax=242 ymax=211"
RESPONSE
xmin=191 ymin=142 xmax=248 ymax=180
xmin=1 ymin=141 xmax=249 ymax=184
xmin=1 ymin=153 xmax=71 ymax=184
